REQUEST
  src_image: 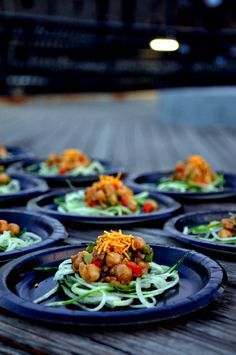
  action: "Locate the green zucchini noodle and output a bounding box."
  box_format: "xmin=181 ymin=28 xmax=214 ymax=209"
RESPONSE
xmin=55 ymin=191 xmax=152 ymax=216
xmin=156 ymin=174 xmax=225 ymax=193
xmin=27 ymin=160 xmax=105 ymax=176
xmin=183 ymin=218 xmax=236 ymax=245
xmin=0 ymin=230 xmax=42 ymax=252
xmin=34 ymin=259 xmax=180 ymax=311
xmin=0 ymin=179 xmax=20 ymax=195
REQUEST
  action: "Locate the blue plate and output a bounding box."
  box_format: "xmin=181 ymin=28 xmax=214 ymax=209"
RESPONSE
xmin=127 ymin=171 xmax=236 ymax=200
xmin=164 ymin=210 xmax=236 ymax=256
xmin=0 ymin=209 xmax=67 ymax=264
xmin=0 ymin=243 xmax=227 ymax=326
xmin=26 ymin=187 xmax=181 ymax=225
xmin=0 ymin=174 xmax=48 ymax=205
xmin=0 ymin=146 xmax=33 ymax=166
xmin=7 ymin=158 xmax=124 ymax=188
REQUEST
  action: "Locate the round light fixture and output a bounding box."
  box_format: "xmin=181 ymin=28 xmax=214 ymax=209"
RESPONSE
xmin=149 ymin=38 xmax=179 ymax=52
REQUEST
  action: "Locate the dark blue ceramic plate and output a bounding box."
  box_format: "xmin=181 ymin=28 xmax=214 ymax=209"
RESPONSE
xmin=7 ymin=158 xmax=124 ymax=187
xmin=164 ymin=210 xmax=236 ymax=256
xmin=0 ymin=146 xmax=33 ymax=166
xmin=0 ymin=209 xmax=67 ymax=264
xmin=0 ymin=174 xmax=48 ymax=205
xmin=0 ymin=243 xmax=226 ymax=326
xmin=27 ymin=188 xmax=181 ymax=225
xmin=127 ymin=171 xmax=236 ymax=200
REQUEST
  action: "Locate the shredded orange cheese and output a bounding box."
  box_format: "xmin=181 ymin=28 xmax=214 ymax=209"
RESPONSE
xmin=94 ymin=230 xmax=135 ymax=259
xmin=94 ymin=175 xmax=123 ymax=190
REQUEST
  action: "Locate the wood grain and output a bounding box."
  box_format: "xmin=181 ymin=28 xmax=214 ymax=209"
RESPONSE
xmin=0 ymin=98 xmax=236 ymax=355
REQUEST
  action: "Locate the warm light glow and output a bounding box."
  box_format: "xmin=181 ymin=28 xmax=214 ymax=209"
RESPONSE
xmin=149 ymin=38 xmax=179 ymax=52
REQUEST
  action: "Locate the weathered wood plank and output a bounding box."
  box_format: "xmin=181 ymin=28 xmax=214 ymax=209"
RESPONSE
xmin=1 ymin=98 xmax=236 ymax=355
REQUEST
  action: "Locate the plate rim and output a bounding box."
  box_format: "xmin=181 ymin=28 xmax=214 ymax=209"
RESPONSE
xmin=7 ymin=158 xmax=124 ymax=182
xmin=0 ymin=173 xmax=48 ymax=201
xmin=0 ymin=146 xmax=34 ymax=165
xmin=0 ymin=243 xmax=227 ymax=326
xmin=127 ymin=171 xmax=236 ymax=199
xmin=0 ymin=209 xmax=67 ymax=261
xmin=26 ymin=188 xmax=182 ymax=224
xmin=164 ymin=210 xmax=236 ymax=254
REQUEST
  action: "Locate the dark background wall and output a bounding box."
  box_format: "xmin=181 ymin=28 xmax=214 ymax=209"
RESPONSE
xmin=1 ymin=0 xmax=236 ymax=95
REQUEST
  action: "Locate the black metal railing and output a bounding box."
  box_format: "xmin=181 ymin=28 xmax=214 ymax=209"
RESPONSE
xmin=1 ymin=5 xmax=236 ymax=94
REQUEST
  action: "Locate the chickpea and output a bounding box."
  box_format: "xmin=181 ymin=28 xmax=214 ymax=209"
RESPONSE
xmin=79 ymin=262 xmax=101 ymax=282
xmin=133 ymin=237 xmax=146 ymax=250
xmin=126 ymin=199 xmax=138 ymax=212
xmin=0 ymin=219 xmax=8 ymax=233
xmin=114 ymin=264 xmax=133 ymax=284
xmin=0 ymin=173 xmax=10 ymax=185
xmin=105 ymin=252 xmax=122 ymax=268
xmin=8 ymin=223 xmax=20 ymax=235
xmin=222 ymin=219 xmax=235 ymax=231
xmin=71 ymin=253 xmax=83 ymax=272
xmin=0 ymin=145 xmax=7 ymax=157
xmin=136 ymin=260 xmax=150 ymax=275
xmin=95 ymin=190 xmax=106 ymax=201
xmin=218 ymin=229 xmax=233 ymax=238
xmin=108 ymin=194 xmax=118 ymax=205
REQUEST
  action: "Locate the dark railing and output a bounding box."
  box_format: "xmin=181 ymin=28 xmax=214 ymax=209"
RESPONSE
xmin=1 ymin=2 xmax=236 ymax=94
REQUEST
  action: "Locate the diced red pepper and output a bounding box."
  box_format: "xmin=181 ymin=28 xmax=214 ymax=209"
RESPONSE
xmin=121 ymin=196 xmax=128 ymax=206
xmin=126 ymin=261 xmax=143 ymax=277
xmin=59 ymin=168 xmax=67 ymax=175
xmin=143 ymin=201 xmax=156 ymax=213
xmin=92 ymin=259 xmax=103 ymax=268
xmin=89 ymin=200 xmax=98 ymax=207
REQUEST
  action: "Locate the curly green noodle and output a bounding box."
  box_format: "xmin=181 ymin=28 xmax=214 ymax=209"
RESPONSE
xmin=34 ymin=259 xmax=180 ymax=311
xmin=156 ymin=173 xmax=225 ymax=193
xmin=0 ymin=179 xmax=20 ymax=195
xmin=0 ymin=230 xmax=42 ymax=252
xmin=183 ymin=217 xmax=236 ymax=245
xmin=55 ymin=191 xmax=153 ymax=216
xmin=27 ymin=160 xmax=105 ymax=177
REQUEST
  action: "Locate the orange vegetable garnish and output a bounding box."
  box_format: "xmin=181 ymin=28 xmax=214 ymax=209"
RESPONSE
xmin=94 ymin=230 xmax=137 ymax=260
xmin=84 ymin=175 xmax=138 ymax=211
xmin=0 ymin=144 xmax=8 ymax=158
xmin=45 ymin=148 xmax=90 ymax=173
xmin=173 ymin=155 xmax=217 ymax=185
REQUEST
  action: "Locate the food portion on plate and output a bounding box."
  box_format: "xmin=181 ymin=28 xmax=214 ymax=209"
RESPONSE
xmin=34 ymin=230 xmax=182 ymax=311
xmin=26 ymin=149 xmax=105 ymax=177
xmin=55 ymin=175 xmax=159 ymax=216
xmin=157 ymin=155 xmax=224 ymax=193
xmin=0 ymin=218 xmax=42 ymax=252
xmin=0 ymin=144 xmax=33 ymax=166
xmin=184 ymin=213 xmax=236 ymax=245
xmin=0 ymin=172 xmax=20 ymax=195
xmin=0 ymin=144 xmax=12 ymax=160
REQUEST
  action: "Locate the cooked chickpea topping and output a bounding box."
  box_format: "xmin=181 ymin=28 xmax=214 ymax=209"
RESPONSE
xmin=0 ymin=144 xmax=8 ymax=158
xmin=218 ymin=215 xmax=236 ymax=238
xmin=79 ymin=262 xmax=101 ymax=283
xmin=105 ymin=252 xmax=123 ymax=268
xmin=71 ymin=230 xmax=154 ymax=285
xmin=0 ymin=173 xmax=10 ymax=185
xmin=0 ymin=220 xmax=9 ymax=233
xmin=133 ymin=237 xmax=146 ymax=250
xmin=84 ymin=175 xmax=138 ymax=212
xmin=45 ymin=149 xmax=90 ymax=173
xmin=0 ymin=220 xmax=21 ymax=235
xmin=173 ymin=155 xmax=217 ymax=185
xmin=218 ymin=229 xmax=233 ymax=238
xmin=113 ymin=264 xmax=133 ymax=284
xmin=71 ymin=253 xmax=83 ymax=272
xmin=8 ymin=223 xmax=20 ymax=235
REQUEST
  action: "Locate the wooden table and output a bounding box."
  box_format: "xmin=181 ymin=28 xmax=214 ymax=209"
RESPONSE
xmin=0 ymin=97 xmax=236 ymax=355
